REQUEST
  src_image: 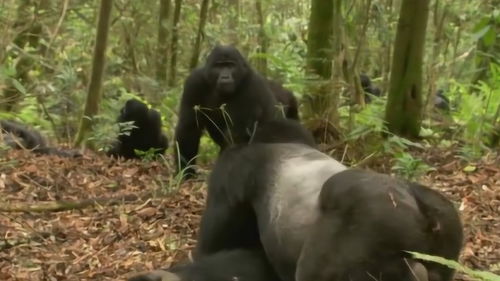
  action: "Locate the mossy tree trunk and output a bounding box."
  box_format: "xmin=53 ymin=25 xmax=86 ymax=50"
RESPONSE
xmin=74 ymin=0 xmax=112 ymax=146
xmin=385 ymin=0 xmax=430 ymax=139
xmin=156 ymin=0 xmax=171 ymax=85
xmin=167 ymin=0 xmax=182 ymax=87
xmin=304 ymin=0 xmax=338 ymax=142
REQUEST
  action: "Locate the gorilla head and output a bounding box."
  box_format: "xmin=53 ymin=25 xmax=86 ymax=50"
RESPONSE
xmin=204 ymin=45 xmax=250 ymax=96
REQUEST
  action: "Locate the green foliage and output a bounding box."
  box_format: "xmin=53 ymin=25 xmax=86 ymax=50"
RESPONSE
xmin=409 ymin=252 xmax=500 ymax=281
xmin=390 ymin=151 xmax=434 ymax=180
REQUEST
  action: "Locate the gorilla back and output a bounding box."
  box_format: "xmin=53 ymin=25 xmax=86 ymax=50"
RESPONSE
xmin=174 ymin=45 xmax=281 ymax=176
xmin=108 ymin=99 xmax=169 ymax=159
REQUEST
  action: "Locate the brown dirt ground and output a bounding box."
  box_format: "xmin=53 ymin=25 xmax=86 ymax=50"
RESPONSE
xmin=0 ymin=148 xmax=498 ymax=281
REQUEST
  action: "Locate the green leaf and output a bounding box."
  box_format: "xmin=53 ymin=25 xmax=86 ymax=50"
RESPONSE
xmin=463 ymin=165 xmax=477 ymax=172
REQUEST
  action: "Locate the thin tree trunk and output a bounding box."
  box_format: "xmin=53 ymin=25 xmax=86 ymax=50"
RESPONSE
xmin=74 ymin=0 xmax=113 ymax=146
xmin=254 ymin=0 xmax=268 ymax=75
xmin=385 ymin=0 xmax=430 ymax=138
xmin=156 ymin=0 xmax=171 ymax=85
xmin=167 ymin=0 xmax=182 ymax=87
xmin=189 ymin=0 xmax=209 ymax=70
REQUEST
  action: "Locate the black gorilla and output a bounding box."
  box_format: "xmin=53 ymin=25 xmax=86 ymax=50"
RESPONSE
xmin=360 ymin=74 xmax=382 ymax=103
xmin=196 ymin=142 xmax=462 ymax=281
xmin=174 ymin=45 xmax=282 ymax=177
xmin=0 ymin=120 xmax=81 ymax=157
xmin=267 ymin=80 xmax=300 ymax=120
xmin=108 ymin=99 xmax=168 ymax=159
xmin=127 ymin=249 xmax=279 ymax=281
xmin=434 ymin=89 xmax=450 ymax=111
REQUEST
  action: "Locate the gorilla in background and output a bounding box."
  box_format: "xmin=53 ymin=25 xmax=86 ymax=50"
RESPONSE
xmin=108 ymin=99 xmax=169 ymax=159
xmin=0 ymin=120 xmax=81 ymax=157
xmin=434 ymin=89 xmax=450 ymax=111
xmin=360 ymin=73 xmax=382 ymax=103
xmin=267 ymin=80 xmax=300 ymax=120
xmin=127 ymin=249 xmax=279 ymax=281
xmin=174 ymin=45 xmax=283 ymax=177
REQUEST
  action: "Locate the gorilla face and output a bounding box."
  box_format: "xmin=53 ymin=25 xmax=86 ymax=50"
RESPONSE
xmin=205 ymin=45 xmax=250 ymax=96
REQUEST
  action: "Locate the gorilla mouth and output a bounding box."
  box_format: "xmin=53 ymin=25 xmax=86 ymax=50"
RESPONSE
xmin=217 ymin=83 xmax=236 ymax=95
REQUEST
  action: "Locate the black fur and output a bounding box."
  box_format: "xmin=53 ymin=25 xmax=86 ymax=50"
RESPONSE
xmin=108 ymin=99 xmax=168 ymax=159
xmin=174 ymin=45 xmax=282 ymax=177
xmin=197 ymin=142 xmax=462 ymax=281
xmin=1 ymin=120 xmax=81 ymax=158
xmin=268 ymin=80 xmax=300 ymax=120
xmin=434 ymin=89 xmax=450 ymax=111
xmin=360 ymin=74 xmax=382 ymax=103
xmin=251 ymin=119 xmax=315 ymax=147
xmin=127 ymin=249 xmax=279 ymax=281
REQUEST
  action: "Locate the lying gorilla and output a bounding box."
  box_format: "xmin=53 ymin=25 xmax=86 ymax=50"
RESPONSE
xmin=128 ymin=249 xmax=279 ymax=281
xmin=108 ymin=99 xmax=168 ymax=159
xmin=195 ymin=146 xmax=462 ymax=280
xmin=174 ymin=45 xmax=284 ymax=177
xmin=267 ymin=80 xmax=300 ymax=120
xmin=0 ymin=120 xmax=81 ymax=157
xmin=132 ymin=121 xmax=462 ymax=281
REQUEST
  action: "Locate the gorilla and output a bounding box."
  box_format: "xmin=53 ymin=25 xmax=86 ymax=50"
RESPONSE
xmin=0 ymin=120 xmax=81 ymax=157
xmin=360 ymin=74 xmax=382 ymax=103
xmin=267 ymin=80 xmax=300 ymax=120
xmin=127 ymin=249 xmax=279 ymax=281
xmin=174 ymin=45 xmax=283 ymax=177
xmin=194 ymin=133 xmax=462 ymax=280
xmin=434 ymin=89 xmax=450 ymax=111
xmin=108 ymin=99 xmax=168 ymax=159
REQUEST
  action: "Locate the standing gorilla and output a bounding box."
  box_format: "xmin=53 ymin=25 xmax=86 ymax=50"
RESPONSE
xmin=108 ymin=99 xmax=168 ymax=159
xmin=267 ymin=80 xmax=300 ymax=120
xmin=195 ymin=144 xmax=462 ymax=280
xmin=174 ymin=45 xmax=282 ymax=177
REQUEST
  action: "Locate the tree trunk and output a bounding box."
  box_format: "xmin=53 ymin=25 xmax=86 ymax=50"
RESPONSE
xmin=2 ymin=0 xmax=44 ymax=111
xmin=304 ymin=0 xmax=338 ymax=142
xmin=74 ymin=0 xmax=113 ymax=146
xmin=167 ymin=0 xmax=183 ymax=87
xmin=254 ymin=0 xmax=268 ymax=75
xmin=156 ymin=0 xmax=171 ymax=85
xmin=189 ymin=0 xmax=209 ymax=70
xmin=384 ymin=0 xmax=430 ymax=139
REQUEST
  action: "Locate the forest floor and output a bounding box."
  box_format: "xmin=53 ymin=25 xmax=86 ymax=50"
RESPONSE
xmin=0 ymin=147 xmax=498 ymax=281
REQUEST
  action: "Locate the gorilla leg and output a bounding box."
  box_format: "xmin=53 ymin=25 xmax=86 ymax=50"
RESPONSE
xmin=128 ymin=249 xmax=279 ymax=281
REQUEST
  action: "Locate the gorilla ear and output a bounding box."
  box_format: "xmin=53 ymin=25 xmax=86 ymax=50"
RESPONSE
xmin=408 ymin=183 xmax=443 ymax=233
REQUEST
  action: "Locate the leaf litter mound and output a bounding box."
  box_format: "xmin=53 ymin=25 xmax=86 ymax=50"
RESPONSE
xmin=0 ymin=148 xmax=498 ymax=280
